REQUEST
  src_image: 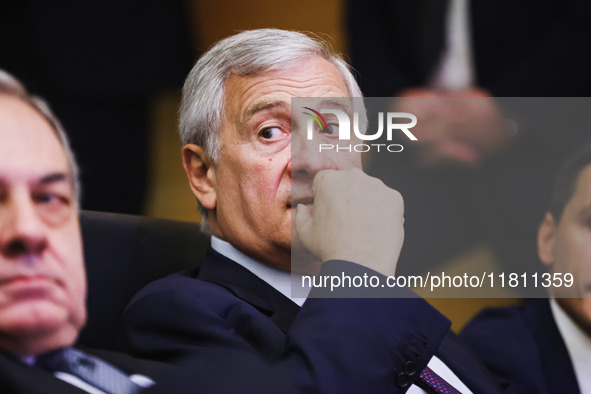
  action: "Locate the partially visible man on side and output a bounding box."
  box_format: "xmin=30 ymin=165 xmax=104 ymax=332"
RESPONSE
xmin=0 ymin=69 xmax=171 ymax=393
xmin=121 ymin=29 xmax=506 ymax=393
xmin=462 ymin=145 xmax=591 ymax=394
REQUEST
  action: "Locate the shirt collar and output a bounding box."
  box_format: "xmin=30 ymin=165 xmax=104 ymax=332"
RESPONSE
xmin=550 ymin=298 xmax=591 ymax=392
xmin=210 ymin=236 xmax=309 ymax=306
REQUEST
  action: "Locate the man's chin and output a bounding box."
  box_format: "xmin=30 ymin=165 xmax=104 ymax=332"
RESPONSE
xmin=290 ymin=248 xmax=322 ymax=275
xmin=0 ymin=298 xmax=84 ymax=337
xmin=0 ymin=311 xmax=80 ymax=356
xmin=3 ymin=300 xmax=67 ymax=328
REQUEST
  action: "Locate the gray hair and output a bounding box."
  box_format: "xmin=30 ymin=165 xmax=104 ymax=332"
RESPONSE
xmin=0 ymin=69 xmax=81 ymax=202
xmin=179 ymin=28 xmax=366 ymax=162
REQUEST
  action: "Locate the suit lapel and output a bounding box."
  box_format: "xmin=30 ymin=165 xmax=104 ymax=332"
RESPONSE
xmin=524 ymin=299 xmax=580 ymax=394
xmin=198 ymin=247 xmax=300 ymax=333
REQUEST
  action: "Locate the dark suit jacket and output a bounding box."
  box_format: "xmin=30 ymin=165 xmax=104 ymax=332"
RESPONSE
xmin=461 ymin=299 xmax=580 ymax=394
xmin=120 ymin=247 xmax=505 ymax=393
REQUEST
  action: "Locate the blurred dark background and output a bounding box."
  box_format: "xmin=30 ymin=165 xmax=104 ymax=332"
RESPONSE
xmin=0 ymin=0 xmax=345 ymax=217
xmin=0 ymin=0 xmax=196 ymax=214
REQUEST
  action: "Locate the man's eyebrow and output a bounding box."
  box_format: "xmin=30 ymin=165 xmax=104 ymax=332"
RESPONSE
xmin=243 ymin=100 xmax=289 ymax=123
xmin=317 ymin=99 xmax=353 ymax=114
xmin=38 ymin=172 xmax=71 ymax=186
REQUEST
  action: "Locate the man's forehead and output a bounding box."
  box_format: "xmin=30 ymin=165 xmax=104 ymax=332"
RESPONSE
xmin=0 ymin=96 xmax=70 ymax=183
xmin=246 ymin=96 xmax=352 ymax=113
xmin=224 ymin=57 xmax=349 ymax=120
xmin=0 ymin=95 xmax=56 ymax=136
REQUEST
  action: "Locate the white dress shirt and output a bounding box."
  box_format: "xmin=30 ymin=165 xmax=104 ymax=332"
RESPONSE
xmin=211 ymin=236 xmax=472 ymax=393
xmin=550 ymin=298 xmax=591 ymax=393
xmin=211 ymin=236 xmax=310 ymax=306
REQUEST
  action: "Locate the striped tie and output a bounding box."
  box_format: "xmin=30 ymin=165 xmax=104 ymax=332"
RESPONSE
xmin=36 ymin=347 xmax=148 ymax=394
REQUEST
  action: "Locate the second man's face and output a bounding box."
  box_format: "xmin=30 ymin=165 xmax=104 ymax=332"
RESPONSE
xmin=0 ymin=95 xmax=86 ymax=356
xmin=548 ymin=165 xmax=591 ymax=333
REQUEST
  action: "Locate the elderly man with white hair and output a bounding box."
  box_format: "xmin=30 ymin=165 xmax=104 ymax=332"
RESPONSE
xmin=121 ymin=29 xmax=507 ymax=393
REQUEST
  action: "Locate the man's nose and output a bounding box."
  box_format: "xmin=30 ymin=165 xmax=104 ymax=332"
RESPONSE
xmin=0 ymin=196 xmax=48 ymax=259
xmin=290 ymin=133 xmax=333 ymax=180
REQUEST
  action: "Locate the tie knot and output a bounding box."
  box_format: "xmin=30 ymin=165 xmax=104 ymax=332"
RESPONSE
xmin=36 ymin=347 xmax=83 ymax=373
xmin=36 ymin=347 xmax=147 ymax=394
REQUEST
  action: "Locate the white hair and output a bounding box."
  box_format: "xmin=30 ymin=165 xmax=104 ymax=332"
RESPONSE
xmin=0 ymin=69 xmax=81 ymax=202
xmin=179 ymin=28 xmax=366 ymax=162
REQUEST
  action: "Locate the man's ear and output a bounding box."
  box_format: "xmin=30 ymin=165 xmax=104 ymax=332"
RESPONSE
xmin=182 ymin=144 xmax=217 ymax=210
xmin=538 ymin=212 xmax=556 ymax=266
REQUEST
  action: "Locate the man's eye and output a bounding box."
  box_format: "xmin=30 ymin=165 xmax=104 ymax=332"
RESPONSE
xmin=34 ymin=193 xmax=69 ymax=207
xmin=259 ymin=127 xmax=284 ymax=140
xmin=321 ymin=124 xmax=339 ymax=135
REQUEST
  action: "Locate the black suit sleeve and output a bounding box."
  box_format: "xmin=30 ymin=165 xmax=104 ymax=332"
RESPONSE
xmin=281 ymin=261 xmax=450 ymax=393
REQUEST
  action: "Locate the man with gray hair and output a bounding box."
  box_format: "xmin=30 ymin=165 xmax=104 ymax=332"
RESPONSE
xmin=121 ymin=29 xmax=505 ymax=393
xmin=0 ymin=69 xmax=177 ymax=393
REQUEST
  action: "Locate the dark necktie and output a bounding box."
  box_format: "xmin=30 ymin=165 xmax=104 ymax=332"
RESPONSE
xmin=36 ymin=348 xmax=146 ymax=394
xmin=417 ymin=366 xmax=462 ymax=394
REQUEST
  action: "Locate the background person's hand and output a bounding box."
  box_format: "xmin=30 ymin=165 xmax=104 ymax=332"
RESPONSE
xmin=395 ymin=88 xmax=511 ymax=168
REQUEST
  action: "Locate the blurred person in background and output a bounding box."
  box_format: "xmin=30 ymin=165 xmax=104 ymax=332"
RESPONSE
xmin=347 ymin=0 xmax=591 ymax=275
xmin=462 ymin=144 xmax=591 ymax=393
